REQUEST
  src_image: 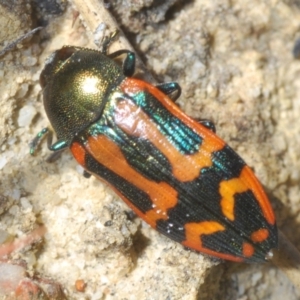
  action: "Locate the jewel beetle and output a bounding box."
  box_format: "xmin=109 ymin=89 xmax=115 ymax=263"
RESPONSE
xmin=32 ymin=34 xmax=277 ymax=263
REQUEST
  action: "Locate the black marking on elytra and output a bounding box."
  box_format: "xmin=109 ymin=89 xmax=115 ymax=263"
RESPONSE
xmin=85 ymin=152 xmax=153 ymax=214
xmin=202 ymin=229 xmax=245 ymax=259
xmin=156 ymin=166 xmax=224 ymax=244
xmin=128 ymin=91 xmax=202 ymax=155
xmin=155 ymin=146 xmax=276 ymax=262
xmin=200 ymin=190 xmax=277 ymax=262
xmin=233 ymin=190 xmax=277 ymax=253
xmin=87 ymin=114 xmax=174 ymax=184
xmin=211 ymin=145 xmax=245 ymax=180
xmin=159 ymin=147 xmax=246 ymax=233
xmin=234 ymin=190 xmax=269 ymax=237
xmin=108 ymin=126 xmax=173 ymax=183
xmin=89 ymin=113 xmax=174 ymax=184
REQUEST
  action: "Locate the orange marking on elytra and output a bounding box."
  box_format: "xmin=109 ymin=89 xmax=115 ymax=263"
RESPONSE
xmin=251 ymin=228 xmax=269 ymax=243
xmin=184 ymin=221 xmax=225 ymax=239
xmin=182 ymin=221 xmax=244 ymax=262
xmin=219 ymin=175 xmax=249 ymax=221
xmin=242 ymin=242 xmax=255 ymax=257
xmin=220 ymin=166 xmax=275 ymax=225
xmin=70 ymin=142 xmax=86 ymax=166
xmin=113 ymin=99 xmax=225 ymax=182
xmin=241 ymin=166 xmax=275 ymax=226
xmin=85 ymin=135 xmax=178 ymax=227
xmin=182 ymin=221 xmax=225 ymax=249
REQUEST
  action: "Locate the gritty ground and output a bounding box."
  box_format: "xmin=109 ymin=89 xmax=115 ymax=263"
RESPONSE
xmin=0 ymin=0 xmax=300 ymax=299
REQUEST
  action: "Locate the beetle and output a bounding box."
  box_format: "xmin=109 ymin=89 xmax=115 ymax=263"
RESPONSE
xmin=32 ymin=33 xmax=277 ymax=263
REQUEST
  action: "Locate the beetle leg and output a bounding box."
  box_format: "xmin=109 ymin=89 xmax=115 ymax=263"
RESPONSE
xmin=101 ymin=30 xmax=119 ymax=54
xmin=45 ymin=131 xmax=68 ymax=161
xmin=122 ymin=52 xmax=136 ymax=77
xmin=103 ymin=30 xmax=136 ymax=76
xmin=30 ymin=127 xmax=69 ymax=162
xmin=108 ymin=50 xmax=136 ymax=77
xmin=83 ymin=170 xmax=92 ymax=178
xmin=46 ymin=150 xmax=64 ymax=163
xmin=29 ymin=128 xmax=49 ymax=155
xmin=197 ymin=119 xmax=216 ymax=133
xmin=156 ymin=82 xmax=181 ymax=101
xmin=47 ymin=137 xmax=68 ymax=152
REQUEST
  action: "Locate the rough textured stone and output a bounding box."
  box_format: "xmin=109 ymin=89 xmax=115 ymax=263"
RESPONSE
xmin=1 ymin=0 xmax=300 ymax=299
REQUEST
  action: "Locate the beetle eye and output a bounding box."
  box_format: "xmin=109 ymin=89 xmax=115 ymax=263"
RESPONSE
xmin=56 ymin=47 xmax=76 ymax=62
xmin=40 ymin=47 xmax=78 ymax=88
